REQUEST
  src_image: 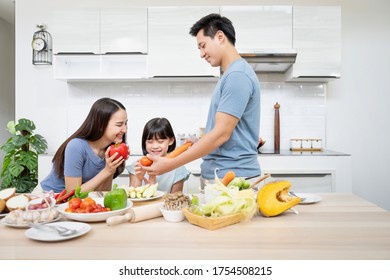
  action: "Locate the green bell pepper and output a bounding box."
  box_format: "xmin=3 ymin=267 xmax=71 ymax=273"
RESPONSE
xmin=104 ymin=188 xmax=127 ymax=211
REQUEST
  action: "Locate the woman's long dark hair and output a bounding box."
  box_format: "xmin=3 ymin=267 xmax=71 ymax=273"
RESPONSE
xmin=52 ymin=97 xmax=127 ymax=179
xmin=141 ymin=118 xmax=176 ymax=155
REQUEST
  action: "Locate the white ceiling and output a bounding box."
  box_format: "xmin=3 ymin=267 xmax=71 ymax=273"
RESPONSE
xmin=0 ymin=0 xmax=15 ymax=24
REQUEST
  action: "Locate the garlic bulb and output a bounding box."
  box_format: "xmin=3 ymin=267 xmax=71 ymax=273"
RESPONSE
xmin=5 ymin=205 xmax=60 ymax=225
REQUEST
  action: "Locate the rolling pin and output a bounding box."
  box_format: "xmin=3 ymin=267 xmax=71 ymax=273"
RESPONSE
xmin=106 ymin=201 xmax=163 ymax=226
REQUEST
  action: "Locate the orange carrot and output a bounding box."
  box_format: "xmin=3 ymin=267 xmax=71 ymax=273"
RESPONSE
xmin=221 ymin=171 xmax=235 ymax=186
xmin=140 ymin=142 xmax=192 ymax=166
xmin=166 ymin=142 xmax=193 ymax=159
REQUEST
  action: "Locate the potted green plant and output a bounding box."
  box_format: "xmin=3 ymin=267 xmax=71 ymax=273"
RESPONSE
xmin=0 ymin=118 xmax=48 ymax=193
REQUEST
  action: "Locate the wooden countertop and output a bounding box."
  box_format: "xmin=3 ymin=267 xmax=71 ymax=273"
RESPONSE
xmin=1 ymin=193 xmax=389 ymax=260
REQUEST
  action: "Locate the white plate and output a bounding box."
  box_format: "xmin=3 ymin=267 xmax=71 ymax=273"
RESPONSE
xmin=25 ymin=221 xmax=91 ymax=242
xmin=129 ymin=190 xmax=165 ymax=202
xmin=1 ymin=215 xmax=62 ymax=228
xmin=0 ymin=213 xmax=8 ymax=219
xmin=295 ymin=193 xmax=322 ymax=204
xmin=1 ymin=218 xmax=30 ymax=228
xmin=57 ymin=198 xmax=133 ymax=222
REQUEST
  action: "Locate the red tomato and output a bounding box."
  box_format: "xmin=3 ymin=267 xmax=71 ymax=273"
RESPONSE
xmin=109 ymin=143 xmax=129 ymax=160
xmin=68 ymin=197 xmax=82 ymax=210
xmin=140 ymin=156 xmax=153 ymax=166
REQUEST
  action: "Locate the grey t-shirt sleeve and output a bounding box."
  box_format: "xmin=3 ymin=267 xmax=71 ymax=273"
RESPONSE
xmin=64 ymin=139 xmax=85 ymax=177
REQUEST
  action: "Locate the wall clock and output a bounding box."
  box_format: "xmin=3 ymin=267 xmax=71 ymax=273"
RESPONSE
xmin=32 ymin=24 xmax=53 ymax=65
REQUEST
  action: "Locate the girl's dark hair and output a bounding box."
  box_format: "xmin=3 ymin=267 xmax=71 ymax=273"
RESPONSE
xmin=52 ymin=97 xmax=127 ymax=179
xmin=141 ymin=118 xmax=176 ymax=155
xmin=189 ymin=13 xmax=236 ymax=46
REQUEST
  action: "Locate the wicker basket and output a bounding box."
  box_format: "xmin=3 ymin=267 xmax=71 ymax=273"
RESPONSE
xmin=182 ymin=208 xmax=245 ymax=230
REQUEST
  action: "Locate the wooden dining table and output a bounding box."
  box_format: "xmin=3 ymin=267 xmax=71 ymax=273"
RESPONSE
xmin=1 ymin=193 xmax=390 ymax=260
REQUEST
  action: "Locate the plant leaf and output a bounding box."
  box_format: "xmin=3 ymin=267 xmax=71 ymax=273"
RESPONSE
xmin=6 ymin=121 xmax=16 ymax=134
xmin=15 ymin=118 xmax=36 ymax=134
xmin=20 ymin=151 xmax=38 ymax=171
xmin=13 ymin=176 xmax=37 ymax=193
xmin=0 ymin=171 xmax=14 ymax=188
xmin=12 ymin=134 xmax=28 ymax=147
xmin=30 ymin=134 xmax=48 ymax=154
xmin=0 ymin=137 xmax=15 ymax=153
xmin=8 ymin=162 xmax=25 ymax=177
xmin=0 ymin=154 xmax=13 ymax=176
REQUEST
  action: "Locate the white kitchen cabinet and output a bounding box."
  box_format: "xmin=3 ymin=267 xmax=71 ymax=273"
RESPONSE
xmin=258 ymin=154 xmax=352 ymax=193
xmin=287 ymin=6 xmax=341 ymax=82
xmin=220 ymin=6 xmax=293 ymax=52
xmin=52 ymin=8 xmax=147 ymax=54
xmin=52 ymin=9 xmax=100 ymax=54
xmin=100 ymin=8 xmax=147 ymax=54
xmin=53 ymin=54 xmax=148 ymax=81
xmin=52 ymin=8 xmax=149 ymax=81
xmin=148 ymin=7 xmax=220 ymax=78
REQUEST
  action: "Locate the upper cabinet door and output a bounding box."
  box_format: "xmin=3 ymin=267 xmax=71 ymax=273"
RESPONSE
xmin=52 ymin=8 xmax=148 ymax=54
xmin=100 ymin=8 xmax=148 ymax=54
xmin=289 ymin=6 xmax=341 ymax=80
xmin=221 ymin=6 xmax=293 ymax=52
xmin=52 ymin=9 xmax=100 ymax=54
xmin=148 ymin=7 xmax=220 ymax=77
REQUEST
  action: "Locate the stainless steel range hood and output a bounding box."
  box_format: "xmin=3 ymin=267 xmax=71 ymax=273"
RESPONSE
xmin=240 ymin=49 xmax=297 ymax=73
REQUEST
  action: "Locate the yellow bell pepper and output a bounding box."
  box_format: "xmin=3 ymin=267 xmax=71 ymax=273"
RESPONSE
xmin=257 ymin=180 xmax=301 ymax=217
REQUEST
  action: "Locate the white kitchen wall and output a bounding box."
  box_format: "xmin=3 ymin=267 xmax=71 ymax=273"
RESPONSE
xmin=12 ymin=0 xmax=390 ymax=211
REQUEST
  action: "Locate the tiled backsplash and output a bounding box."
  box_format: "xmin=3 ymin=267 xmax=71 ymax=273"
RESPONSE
xmin=56 ymin=80 xmax=326 ymax=155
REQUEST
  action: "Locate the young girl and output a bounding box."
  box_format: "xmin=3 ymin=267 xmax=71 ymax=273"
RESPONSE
xmin=128 ymin=118 xmax=190 ymax=193
xmin=39 ymin=97 xmax=129 ymax=193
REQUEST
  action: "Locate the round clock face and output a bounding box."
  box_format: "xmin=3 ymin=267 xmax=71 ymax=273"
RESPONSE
xmin=32 ymin=38 xmax=46 ymax=51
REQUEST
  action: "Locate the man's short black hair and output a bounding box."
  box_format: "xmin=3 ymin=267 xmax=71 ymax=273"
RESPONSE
xmin=189 ymin=13 xmax=236 ymax=46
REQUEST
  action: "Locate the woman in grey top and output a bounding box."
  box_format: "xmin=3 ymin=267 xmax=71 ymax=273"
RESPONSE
xmin=40 ymin=97 xmax=128 ymax=193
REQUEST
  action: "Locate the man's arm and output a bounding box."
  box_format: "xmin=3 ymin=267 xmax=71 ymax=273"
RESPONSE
xmin=142 ymin=112 xmax=239 ymax=175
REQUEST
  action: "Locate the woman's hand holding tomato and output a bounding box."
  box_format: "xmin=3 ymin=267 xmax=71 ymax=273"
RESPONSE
xmin=105 ymin=144 xmax=129 ymax=175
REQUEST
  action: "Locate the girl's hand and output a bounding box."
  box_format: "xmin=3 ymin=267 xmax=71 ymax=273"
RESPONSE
xmin=144 ymin=174 xmax=156 ymax=185
xmin=134 ymin=160 xmax=146 ymax=182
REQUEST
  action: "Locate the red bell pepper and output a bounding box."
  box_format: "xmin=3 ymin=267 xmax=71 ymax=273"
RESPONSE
xmin=56 ymin=189 xmax=75 ymax=204
xmin=55 ymin=189 xmax=67 ymax=203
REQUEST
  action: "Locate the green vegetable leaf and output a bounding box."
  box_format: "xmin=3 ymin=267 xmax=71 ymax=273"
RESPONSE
xmin=198 ymin=184 xmax=257 ymax=220
xmin=71 ymin=186 xmax=89 ymax=199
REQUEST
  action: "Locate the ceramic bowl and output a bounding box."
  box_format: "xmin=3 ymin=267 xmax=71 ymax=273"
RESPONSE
xmin=26 ymin=197 xmax=56 ymax=211
xmin=160 ymin=207 xmax=185 ymax=223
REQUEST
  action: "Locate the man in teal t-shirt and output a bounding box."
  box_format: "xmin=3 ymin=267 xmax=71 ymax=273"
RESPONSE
xmin=201 ymin=57 xmax=260 ymax=179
